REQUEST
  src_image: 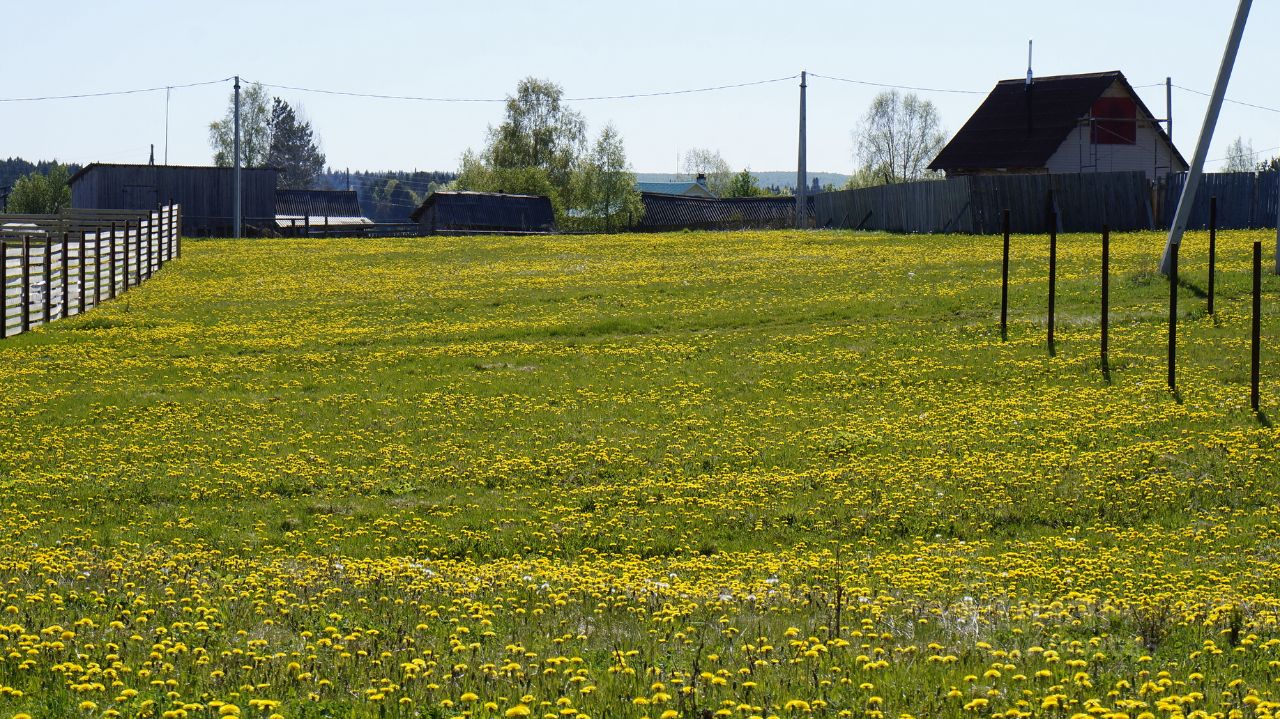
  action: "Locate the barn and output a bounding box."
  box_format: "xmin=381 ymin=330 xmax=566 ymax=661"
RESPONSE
xmin=409 ymin=191 xmax=556 ymax=234
xmin=69 ymin=163 xmax=279 ymax=236
xmin=929 ymin=71 xmax=1187 ymax=180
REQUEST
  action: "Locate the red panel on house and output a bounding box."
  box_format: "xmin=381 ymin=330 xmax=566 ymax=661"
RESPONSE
xmin=1092 ymin=97 xmax=1137 ymax=145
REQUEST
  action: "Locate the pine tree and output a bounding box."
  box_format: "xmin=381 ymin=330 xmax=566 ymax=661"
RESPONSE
xmin=268 ymin=99 xmax=327 ymax=190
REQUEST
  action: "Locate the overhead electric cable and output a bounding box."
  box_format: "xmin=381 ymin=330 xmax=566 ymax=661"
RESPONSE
xmin=0 ymin=77 xmax=232 ymax=103
xmin=807 ymin=72 xmax=984 ymax=95
xmin=246 ymin=74 xmax=799 ymax=103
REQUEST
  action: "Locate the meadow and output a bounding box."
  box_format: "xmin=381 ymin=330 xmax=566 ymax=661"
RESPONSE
xmin=0 ymin=227 xmax=1278 ymax=719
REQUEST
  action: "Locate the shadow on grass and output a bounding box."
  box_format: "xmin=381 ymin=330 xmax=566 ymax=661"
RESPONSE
xmin=1178 ymin=278 xmax=1208 ymax=299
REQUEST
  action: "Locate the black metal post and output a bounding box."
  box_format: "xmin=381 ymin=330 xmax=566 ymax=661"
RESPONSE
xmin=1169 ymin=240 xmax=1179 ymax=392
xmin=1208 ymin=196 xmax=1217 ymax=315
xmin=1253 ymin=240 xmax=1262 ymax=413
xmin=1048 ymin=209 xmax=1057 ymax=356
xmin=1001 ymin=209 xmax=1010 ymax=342
xmin=1102 ymin=224 xmax=1110 ymax=375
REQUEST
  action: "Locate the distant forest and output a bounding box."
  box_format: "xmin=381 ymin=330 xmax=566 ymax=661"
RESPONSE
xmin=1 ymin=158 xmax=81 ymax=200
xmin=319 ymin=169 xmax=457 ymax=222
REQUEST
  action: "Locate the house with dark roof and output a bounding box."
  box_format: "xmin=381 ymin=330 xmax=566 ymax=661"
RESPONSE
xmin=409 ymin=191 xmax=556 ymax=234
xmin=929 ymin=71 xmax=1187 ymax=180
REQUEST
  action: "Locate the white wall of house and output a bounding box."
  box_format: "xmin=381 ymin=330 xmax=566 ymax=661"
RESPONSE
xmin=1045 ymin=81 xmax=1186 ymax=180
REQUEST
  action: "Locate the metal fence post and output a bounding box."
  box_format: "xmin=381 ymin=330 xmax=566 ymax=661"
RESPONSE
xmin=1000 ymin=209 xmax=1010 ymax=342
xmin=1101 ymin=224 xmax=1110 ymax=376
xmin=1168 ymin=240 xmax=1179 ymax=392
xmin=1208 ymin=196 xmax=1217 ymax=315
xmin=1252 ymin=240 xmax=1262 ymax=413
xmin=1048 ymin=208 xmax=1058 ymax=356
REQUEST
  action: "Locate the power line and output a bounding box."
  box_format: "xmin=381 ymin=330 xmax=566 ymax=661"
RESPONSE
xmin=1172 ymin=83 xmax=1280 ymax=114
xmin=247 ymin=74 xmax=799 ymax=103
xmin=807 ymin=72 xmax=984 ymax=95
xmin=1205 ymin=144 xmax=1280 ymax=165
xmin=0 ymin=77 xmax=232 ymax=103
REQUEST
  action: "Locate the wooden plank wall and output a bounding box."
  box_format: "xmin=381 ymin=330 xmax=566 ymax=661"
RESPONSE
xmin=815 ymin=171 xmax=1154 ymax=234
xmin=72 ymin=166 xmax=276 ymax=236
xmin=1159 ymin=171 xmax=1279 ymax=230
xmin=1 ymin=205 xmax=180 ymax=340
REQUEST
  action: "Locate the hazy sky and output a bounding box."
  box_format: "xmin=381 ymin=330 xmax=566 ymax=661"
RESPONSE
xmin=3 ymin=1 xmax=1278 ymax=175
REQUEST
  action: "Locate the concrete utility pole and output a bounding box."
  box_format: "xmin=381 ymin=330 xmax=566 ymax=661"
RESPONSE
xmin=1165 ymin=77 xmax=1173 ymax=142
xmin=234 ymin=75 xmax=242 ymax=240
xmin=796 ymin=70 xmax=808 ymax=230
xmin=1161 ymin=0 xmax=1252 ymax=275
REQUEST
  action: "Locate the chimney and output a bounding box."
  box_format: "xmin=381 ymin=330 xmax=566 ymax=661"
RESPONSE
xmin=696 ymin=173 xmax=708 ymax=188
xmin=149 ymin=144 xmax=155 ymax=166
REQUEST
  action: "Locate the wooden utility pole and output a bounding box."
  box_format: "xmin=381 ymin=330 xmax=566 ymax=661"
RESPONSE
xmin=1161 ymin=0 xmax=1252 ymax=275
xmin=234 ymin=75 xmax=242 ymax=240
xmin=796 ymin=71 xmax=807 ymax=230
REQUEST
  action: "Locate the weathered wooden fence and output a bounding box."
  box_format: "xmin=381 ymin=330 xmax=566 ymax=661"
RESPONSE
xmin=1158 ymin=171 xmax=1279 ymax=230
xmin=813 ymin=171 xmax=1153 ymax=234
xmin=1 ymin=205 xmax=180 ymax=339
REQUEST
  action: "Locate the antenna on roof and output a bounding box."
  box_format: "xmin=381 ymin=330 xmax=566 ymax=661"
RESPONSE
xmin=1026 ymin=39 xmax=1034 ymax=87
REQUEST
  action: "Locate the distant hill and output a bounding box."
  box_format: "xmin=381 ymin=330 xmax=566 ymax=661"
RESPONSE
xmin=635 ymin=171 xmax=850 ymax=193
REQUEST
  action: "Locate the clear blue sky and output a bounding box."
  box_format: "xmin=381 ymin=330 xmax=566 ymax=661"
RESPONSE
xmin=3 ymin=0 xmax=1277 ymax=175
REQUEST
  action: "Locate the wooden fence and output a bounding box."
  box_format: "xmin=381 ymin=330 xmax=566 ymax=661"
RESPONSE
xmin=813 ymin=171 xmax=1153 ymax=234
xmin=1 ymin=205 xmax=181 ymax=340
xmin=1158 ymin=171 xmax=1280 ymax=230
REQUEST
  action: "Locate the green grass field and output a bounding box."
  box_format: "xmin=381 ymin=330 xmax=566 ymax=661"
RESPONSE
xmin=1 ymin=229 xmax=1279 ymax=719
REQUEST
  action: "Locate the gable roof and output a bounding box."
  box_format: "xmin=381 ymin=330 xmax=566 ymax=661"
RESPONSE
xmin=636 ymin=181 xmax=716 ymax=198
xmin=409 ymin=191 xmax=556 ymax=231
xmin=928 ymin=71 xmax=1186 ymax=172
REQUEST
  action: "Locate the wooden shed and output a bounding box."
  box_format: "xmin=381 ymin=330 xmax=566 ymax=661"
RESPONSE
xmin=409 ymin=191 xmax=556 ymax=234
xmin=69 ymin=163 xmax=279 ymax=236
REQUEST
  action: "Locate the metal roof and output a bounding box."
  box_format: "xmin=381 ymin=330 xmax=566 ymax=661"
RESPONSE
xmin=275 ymin=189 xmax=364 ymax=219
xmin=928 ymin=71 xmax=1187 ymax=172
xmin=636 ymin=181 xmax=716 ymax=198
